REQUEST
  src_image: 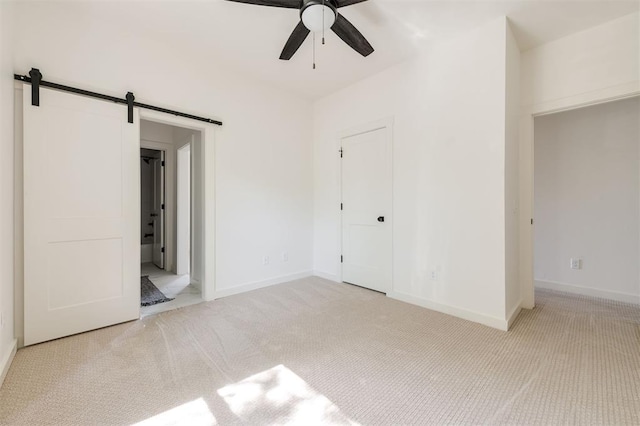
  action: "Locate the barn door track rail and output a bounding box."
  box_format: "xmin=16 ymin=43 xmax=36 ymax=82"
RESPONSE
xmin=14 ymin=68 xmax=223 ymax=126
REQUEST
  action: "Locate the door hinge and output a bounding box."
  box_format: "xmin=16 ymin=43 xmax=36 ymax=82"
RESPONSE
xmin=339 ymin=148 xmax=343 ymax=158
xmin=161 ymin=160 xmax=165 ymax=167
xmin=340 ymin=255 xmax=343 ymax=263
xmin=161 ymin=204 xmax=165 ymax=210
xmin=161 ymin=247 xmax=165 ymax=253
xmin=340 ymin=203 xmax=343 ymax=210
xmin=531 ymin=218 xmax=534 ymax=225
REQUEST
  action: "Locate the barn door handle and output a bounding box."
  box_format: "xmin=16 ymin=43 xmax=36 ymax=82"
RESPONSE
xmin=377 ymin=216 xmax=385 ymax=222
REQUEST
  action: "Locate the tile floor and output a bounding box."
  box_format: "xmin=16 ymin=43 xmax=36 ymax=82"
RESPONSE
xmin=140 ymin=263 xmax=202 ymax=317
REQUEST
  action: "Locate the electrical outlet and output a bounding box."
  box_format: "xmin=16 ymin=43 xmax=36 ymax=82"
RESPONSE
xmin=263 ymin=256 xmax=270 ymax=266
xmin=570 ymin=258 xmax=581 ymax=270
xmin=282 ymin=252 xmax=288 ymax=262
xmin=429 ymin=270 xmax=438 ymax=281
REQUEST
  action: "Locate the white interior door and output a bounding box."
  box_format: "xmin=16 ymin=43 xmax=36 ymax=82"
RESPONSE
xmin=23 ymin=86 xmax=140 ymax=346
xmin=341 ymin=126 xmax=392 ymax=293
xmin=152 ymin=152 xmax=165 ymax=269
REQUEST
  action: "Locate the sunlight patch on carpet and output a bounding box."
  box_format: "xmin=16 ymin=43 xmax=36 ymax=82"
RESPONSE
xmin=217 ymin=365 xmax=359 ymax=425
xmin=132 ymin=397 xmax=216 ymax=426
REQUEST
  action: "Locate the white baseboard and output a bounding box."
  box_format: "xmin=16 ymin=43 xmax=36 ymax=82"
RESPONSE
xmin=214 ymin=270 xmax=313 ymax=299
xmin=506 ymin=303 xmax=522 ymax=329
xmin=535 ymin=279 xmax=640 ymax=305
xmin=0 ymin=339 xmax=17 ymax=388
xmin=387 ymin=291 xmax=509 ymax=331
xmin=312 ymin=270 xmax=341 ymax=283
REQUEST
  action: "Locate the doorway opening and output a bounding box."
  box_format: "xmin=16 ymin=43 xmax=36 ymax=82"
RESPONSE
xmin=533 ymin=96 xmax=640 ymax=304
xmin=140 ymin=119 xmax=203 ymax=316
xmin=140 ymin=148 xmax=165 ymax=269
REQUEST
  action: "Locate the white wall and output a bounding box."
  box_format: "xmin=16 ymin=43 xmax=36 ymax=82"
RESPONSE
xmin=141 ymin=120 xmax=175 ymax=146
xmin=10 ymin=1 xmax=313 ymax=345
xmin=0 ymin=0 xmax=17 ymax=383
xmin=520 ymin=12 xmax=640 ymax=307
xmin=534 ymin=97 xmax=640 ymax=303
xmin=313 ymin=17 xmax=516 ymax=329
xmin=521 ymin=13 xmax=639 ymax=114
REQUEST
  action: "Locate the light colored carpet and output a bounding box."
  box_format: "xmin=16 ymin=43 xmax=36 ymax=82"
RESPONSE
xmin=0 ymin=277 xmax=638 ymax=425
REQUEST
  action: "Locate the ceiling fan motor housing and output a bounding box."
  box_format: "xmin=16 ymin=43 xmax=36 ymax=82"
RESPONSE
xmin=300 ymin=0 xmax=338 ymax=32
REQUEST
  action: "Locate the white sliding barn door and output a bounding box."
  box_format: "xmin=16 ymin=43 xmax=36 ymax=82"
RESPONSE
xmin=23 ymin=86 xmax=140 ymax=346
xmin=341 ymin=126 xmax=392 ymax=293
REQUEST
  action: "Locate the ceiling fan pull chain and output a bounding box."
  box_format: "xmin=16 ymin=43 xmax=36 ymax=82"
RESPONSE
xmin=313 ymin=31 xmax=316 ymax=69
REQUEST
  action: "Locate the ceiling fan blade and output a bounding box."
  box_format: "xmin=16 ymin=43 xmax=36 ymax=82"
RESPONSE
xmin=331 ymin=14 xmax=374 ymax=57
xmin=226 ymin=0 xmax=300 ymax=9
xmin=336 ymin=0 xmax=368 ymax=8
xmin=280 ymin=21 xmax=310 ymax=60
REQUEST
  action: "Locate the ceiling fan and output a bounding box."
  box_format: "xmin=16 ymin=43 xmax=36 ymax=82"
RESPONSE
xmin=226 ymin=0 xmax=374 ymax=60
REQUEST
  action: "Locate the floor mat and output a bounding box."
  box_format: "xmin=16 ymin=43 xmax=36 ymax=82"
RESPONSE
xmin=140 ymin=275 xmax=174 ymax=306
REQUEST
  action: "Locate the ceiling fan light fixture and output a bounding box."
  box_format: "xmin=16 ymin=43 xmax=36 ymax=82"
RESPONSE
xmin=301 ymin=4 xmax=336 ymax=32
xmin=225 ymin=0 xmax=374 ymax=60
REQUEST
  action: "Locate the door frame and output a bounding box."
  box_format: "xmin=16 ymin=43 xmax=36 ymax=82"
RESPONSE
xmin=520 ymin=86 xmax=640 ymax=309
xmin=176 ymin=141 xmax=191 ymax=276
xmin=138 ymin=109 xmax=217 ymax=302
xmin=338 ymin=117 xmax=394 ymax=291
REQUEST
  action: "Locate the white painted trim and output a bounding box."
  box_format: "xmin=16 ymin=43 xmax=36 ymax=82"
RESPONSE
xmin=312 ymin=270 xmax=341 ymax=283
xmin=214 ymin=271 xmax=313 ymax=299
xmin=338 ymin=117 xmax=394 ymax=140
xmin=535 ymin=280 xmax=640 ymax=305
xmin=387 ymin=291 xmax=509 ymax=331
xmin=140 ymin=139 xmax=174 ymax=150
xmin=0 ymin=339 xmax=17 ymax=388
xmin=138 ymin=109 xmax=217 ymax=302
xmin=338 ymin=116 xmax=394 ymax=291
xmin=507 ymin=303 xmax=523 ymax=329
xmin=176 ymin=141 xmax=191 ymax=276
xmin=530 ymin=82 xmax=640 ymax=117
xmin=14 ymin=86 xmax=25 ymax=348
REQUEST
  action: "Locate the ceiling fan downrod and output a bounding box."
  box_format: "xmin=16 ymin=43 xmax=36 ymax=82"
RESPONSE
xmin=322 ymin=0 xmax=326 ymax=44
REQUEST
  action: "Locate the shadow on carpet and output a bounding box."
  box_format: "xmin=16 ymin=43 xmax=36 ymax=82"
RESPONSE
xmin=141 ymin=275 xmax=174 ymax=306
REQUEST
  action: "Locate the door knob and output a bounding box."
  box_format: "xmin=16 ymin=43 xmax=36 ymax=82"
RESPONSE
xmin=377 ymin=216 xmax=385 ymax=222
